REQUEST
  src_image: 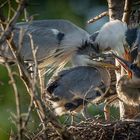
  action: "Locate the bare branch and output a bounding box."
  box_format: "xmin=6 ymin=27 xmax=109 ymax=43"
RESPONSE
xmin=0 ymin=0 xmax=27 ymax=45
xmin=107 ymin=0 xmax=125 ymax=20
xmin=87 ymin=11 xmax=108 ymax=24
xmin=28 ymin=33 xmax=38 ymax=82
xmin=122 ymin=0 xmax=132 ymax=24
xmin=4 ymin=59 xmax=22 ymax=140
xmin=22 ymin=94 xmax=33 ymax=132
xmin=0 ymin=0 xmax=8 ymax=9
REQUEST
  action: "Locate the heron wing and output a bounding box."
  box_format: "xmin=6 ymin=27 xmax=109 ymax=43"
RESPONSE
xmin=16 ymin=20 xmax=88 ymax=35
xmin=47 ymin=66 xmax=105 ymax=101
xmin=1 ymin=20 xmax=89 ymax=68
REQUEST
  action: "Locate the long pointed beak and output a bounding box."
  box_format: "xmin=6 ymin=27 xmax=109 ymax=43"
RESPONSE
xmin=88 ymin=59 xmax=118 ymax=70
xmin=112 ymin=53 xmax=132 ymax=78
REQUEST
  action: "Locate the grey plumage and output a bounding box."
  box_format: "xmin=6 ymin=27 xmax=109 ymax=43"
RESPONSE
xmin=46 ymin=66 xmax=110 ymax=115
xmin=1 ymin=19 xmax=93 ymax=69
xmin=113 ymin=53 xmax=140 ymax=107
xmin=1 ymin=20 xmax=101 ymax=93
xmin=117 ymin=75 xmax=140 ymax=106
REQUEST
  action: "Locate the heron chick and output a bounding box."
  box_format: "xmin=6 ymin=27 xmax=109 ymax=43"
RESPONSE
xmin=113 ymin=53 xmax=140 ymax=107
xmin=45 ymin=66 xmax=111 ymax=116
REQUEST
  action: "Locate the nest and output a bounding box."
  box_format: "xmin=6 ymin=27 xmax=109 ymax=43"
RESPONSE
xmin=68 ymin=120 xmax=140 ymax=140
xmin=37 ymin=119 xmax=140 ymax=140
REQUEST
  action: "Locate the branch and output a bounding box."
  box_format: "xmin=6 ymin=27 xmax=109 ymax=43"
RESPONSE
xmin=122 ymin=0 xmax=132 ymax=24
xmin=0 ymin=0 xmax=27 ymax=45
xmin=107 ymin=0 xmax=125 ymax=20
xmin=87 ymin=11 xmax=108 ymax=24
xmin=4 ymin=59 xmax=22 ymax=140
xmin=0 ymin=1 xmax=73 ymax=139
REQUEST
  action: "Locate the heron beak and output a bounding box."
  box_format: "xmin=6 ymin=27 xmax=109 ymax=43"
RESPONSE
xmin=89 ymin=60 xmax=118 ymax=70
xmin=97 ymin=61 xmax=118 ymax=69
xmin=112 ymin=53 xmax=132 ymax=78
xmin=88 ymin=53 xmax=118 ymax=69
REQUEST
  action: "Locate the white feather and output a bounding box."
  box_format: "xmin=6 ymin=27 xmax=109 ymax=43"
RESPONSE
xmin=95 ymin=20 xmax=128 ymax=56
xmin=71 ymin=55 xmax=91 ymax=66
xmin=51 ymin=29 xmax=60 ymax=35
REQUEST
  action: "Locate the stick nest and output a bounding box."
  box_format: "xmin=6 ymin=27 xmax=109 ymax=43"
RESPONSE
xmin=43 ymin=119 xmax=140 ymax=140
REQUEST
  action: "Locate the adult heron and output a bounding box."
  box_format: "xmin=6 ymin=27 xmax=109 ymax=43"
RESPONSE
xmin=1 ymin=19 xmax=105 ymax=93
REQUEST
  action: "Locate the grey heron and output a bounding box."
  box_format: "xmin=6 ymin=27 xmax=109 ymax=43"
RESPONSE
xmin=1 ymin=20 xmax=98 ymax=66
xmin=89 ymin=20 xmax=140 ymax=120
xmin=92 ymin=20 xmax=129 ymax=57
xmin=1 ymin=19 xmax=106 ymax=93
xmin=45 ymin=66 xmax=111 ymax=117
xmin=112 ymin=37 xmax=140 ymax=107
xmin=113 ymin=52 xmax=140 ymax=121
xmin=90 ymin=20 xmax=140 ymax=71
xmin=90 ymin=20 xmax=140 ymax=93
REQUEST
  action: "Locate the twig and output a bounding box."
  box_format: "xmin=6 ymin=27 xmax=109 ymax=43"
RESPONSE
xmin=0 ymin=0 xmax=27 ymax=45
xmin=4 ymin=60 xmax=22 ymax=140
xmin=122 ymin=0 xmax=132 ymax=24
xmin=17 ymin=28 xmax=26 ymax=54
xmin=24 ymin=8 xmax=30 ymax=22
xmin=87 ymin=11 xmax=108 ymax=24
xmin=6 ymin=33 xmax=63 ymax=139
xmin=0 ymin=1 xmax=72 ymax=139
xmin=28 ymin=33 xmax=38 ymax=82
xmin=27 ymin=33 xmax=48 ymax=133
xmin=0 ymin=0 xmax=8 ymax=9
xmin=22 ymin=94 xmax=33 ymax=130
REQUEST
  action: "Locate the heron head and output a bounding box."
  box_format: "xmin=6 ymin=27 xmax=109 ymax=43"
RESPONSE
xmin=112 ymin=53 xmax=140 ymax=79
xmin=72 ymin=40 xmax=117 ymax=69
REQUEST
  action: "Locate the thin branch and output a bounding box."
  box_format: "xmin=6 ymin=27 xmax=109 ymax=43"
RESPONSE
xmin=87 ymin=11 xmax=108 ymax=24
xmin=22 ymin=94 xmax=34 ymax=132
xmin=0 ymin=0 xmax=27 ymax=45
xmin=4 ymin=59 xmax=22 ymax=140
xmin=0 ymin=1 xmax=72 ymax=139
xmin=0 ymin=0 xmax=8 ymax=9
xmin=5 ymin=32 xmax=62 ymax=138
xmin=122 ymin=0 xmax=132 ymax=24
xmin=24 ymin=8 xmax=30 ymax=22
xmin=28 ymin=33 xmax=38 ymax=82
